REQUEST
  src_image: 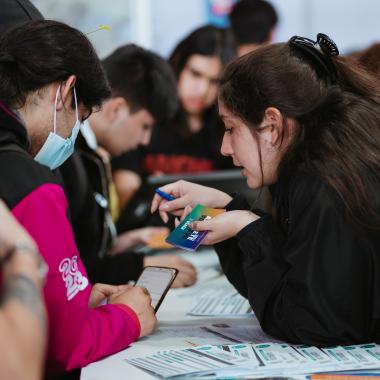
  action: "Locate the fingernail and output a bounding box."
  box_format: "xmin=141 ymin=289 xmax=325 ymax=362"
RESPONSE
xmin=159 ymin=204 xmax=168 ymax=210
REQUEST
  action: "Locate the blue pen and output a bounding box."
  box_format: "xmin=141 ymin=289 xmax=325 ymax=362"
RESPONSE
xmin=155 ymin=188 xmax=176 ymax=201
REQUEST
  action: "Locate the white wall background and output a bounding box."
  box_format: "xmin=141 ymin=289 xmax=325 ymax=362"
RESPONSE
xmin=32 ymin=0 xmax=380 ymax=58
xmin=270 ymin=0 xmax=380 ymax=54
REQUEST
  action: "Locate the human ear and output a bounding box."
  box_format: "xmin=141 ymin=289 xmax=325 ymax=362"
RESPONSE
xmin=261 ymin=107 xmax=283 ymax=146
xmin=104 ymin=97 xmax=128 ymax=122
xmin=56 ymin=75 xmax=77 ymax=111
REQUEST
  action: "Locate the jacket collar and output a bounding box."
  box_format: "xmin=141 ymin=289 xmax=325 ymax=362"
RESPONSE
xmin=0 ymin=101 xmax=31 ymax=151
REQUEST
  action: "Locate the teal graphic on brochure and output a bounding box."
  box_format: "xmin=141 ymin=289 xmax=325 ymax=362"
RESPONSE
xmin=165 ymin=204 xmax=225 ymax=251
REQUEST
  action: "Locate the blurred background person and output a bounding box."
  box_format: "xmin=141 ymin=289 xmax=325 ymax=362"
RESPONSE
xmin=229 ymin=0 xmax=278 ymax=56
xmin=60 ymin=44 xmax=197 ymax=288
xmin=355 ymin=42 xmax=380 ymax=78
xmin=112 ymin=25 xmax=236 ymax=215
xmin=0 ymin=200 xmax=47 ymax=380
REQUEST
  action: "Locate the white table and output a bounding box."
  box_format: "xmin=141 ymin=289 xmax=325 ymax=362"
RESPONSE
xmin=80 ymin=249 xmax=257 ymax=380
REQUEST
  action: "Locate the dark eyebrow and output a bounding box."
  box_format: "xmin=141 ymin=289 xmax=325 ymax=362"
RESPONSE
xmin=188 ymin=65 xmax=219 ymax=82
xmin=187 ymin=67 xmax=200 ymax=75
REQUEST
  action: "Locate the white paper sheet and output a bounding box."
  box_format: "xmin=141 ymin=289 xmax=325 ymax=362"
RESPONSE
xmin=188 ymin=288 xmax=253 ymax=316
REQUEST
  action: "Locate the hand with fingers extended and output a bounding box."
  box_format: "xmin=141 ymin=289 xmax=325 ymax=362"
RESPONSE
xmin=144 ymin=254 xmax=197 ymax=288
xmin=108 ymin=286 xmax=157 ymax=337
xmin=151 ymin=180 xmax=232 ymax=224
xmin=190 ymin=210 xmax=260 ymax=245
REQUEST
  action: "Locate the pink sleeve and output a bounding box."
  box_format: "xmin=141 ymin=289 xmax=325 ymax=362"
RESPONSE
xmin=12 ymin=184 xmax=140 ymax=374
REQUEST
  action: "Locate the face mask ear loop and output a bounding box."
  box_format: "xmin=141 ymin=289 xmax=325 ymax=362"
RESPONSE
xmin=53 ymin=85 xmax=61 ymax=134
xmin=73 ymin=87 xmax=79 ymax=122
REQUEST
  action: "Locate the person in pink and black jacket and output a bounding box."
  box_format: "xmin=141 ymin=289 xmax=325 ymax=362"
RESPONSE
xmin=0 ymin=20 xmax=156 ymax=379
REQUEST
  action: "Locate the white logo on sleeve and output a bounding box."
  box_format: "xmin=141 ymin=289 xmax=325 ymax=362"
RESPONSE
xmin=59 ymin=256 xmax=89 ymax=301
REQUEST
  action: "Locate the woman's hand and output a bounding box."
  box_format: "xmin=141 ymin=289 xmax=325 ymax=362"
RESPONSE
xmin=151 ymin=180 xmax=232 ymax=223
xmin=108 ymin=286 xmax=157 ymax=337
xmin=88 ymin=283 xmax=133 ymax=308
xmin=111 ymin=227 xmax=170 ymax=254
xmin=190 ymin=210 xmax=260 ymax=245
xmin=144 ymin=255 xmax=197 ymax=288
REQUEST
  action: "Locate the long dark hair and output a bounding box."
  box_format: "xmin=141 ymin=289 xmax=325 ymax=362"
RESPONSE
xmin=169 ymin=25 xmax=235 ymax=137
xmin=0 ymin=20 xmax=110 ymax=112
xmin=219 ymin=41 xmax=380 ymax=230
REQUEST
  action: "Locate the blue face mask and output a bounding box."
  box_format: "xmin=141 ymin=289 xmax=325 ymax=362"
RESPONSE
xmin=34 ymin=85 xmax=81 ymax=170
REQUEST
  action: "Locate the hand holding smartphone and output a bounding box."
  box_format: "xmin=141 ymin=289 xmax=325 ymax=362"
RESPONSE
xmin=135 ymin=266 xmax=178 ymax=312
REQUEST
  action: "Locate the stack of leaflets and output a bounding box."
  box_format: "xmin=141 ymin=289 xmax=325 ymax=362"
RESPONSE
xmin=188 ymin=288 xmax=253 ymax=316
xmin=126 ymin=342 xmax=380 ymax=379
xmin=126 ymin=344 xmax=249 ymax=378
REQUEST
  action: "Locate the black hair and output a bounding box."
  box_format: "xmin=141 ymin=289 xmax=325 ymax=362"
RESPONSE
xmin=102 ymin=44 xmax=178 ymax=125
xmin=219 ymin=38 xmax=380 ymax=230
xmin=230 ymin=0 xmax=278 ymax=45
xmin=0 ymin=20 xmax=111 ymax=112
xmin=169 ymin=25 xmax=235 ymax=137
xmin=170 ymin=25 xmax=235 ymax=78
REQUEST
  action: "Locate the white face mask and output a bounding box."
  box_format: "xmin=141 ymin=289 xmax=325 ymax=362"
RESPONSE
xmin=34 ymin=85 xmax=81 ymax=170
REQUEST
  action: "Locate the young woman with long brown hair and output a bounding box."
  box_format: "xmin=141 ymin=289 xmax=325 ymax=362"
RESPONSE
xmin=152 ymin=34 xmax=380 ymax=346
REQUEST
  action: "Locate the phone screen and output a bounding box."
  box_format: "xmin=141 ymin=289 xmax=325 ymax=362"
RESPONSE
xmin=135 ymin=266 xmax=178 ymax=311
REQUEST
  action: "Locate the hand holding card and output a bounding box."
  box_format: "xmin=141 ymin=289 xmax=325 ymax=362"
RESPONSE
xmin=165 ymin=204 xmax=225 ymax=251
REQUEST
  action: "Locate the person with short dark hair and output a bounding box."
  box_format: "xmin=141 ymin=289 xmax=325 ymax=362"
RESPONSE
xmin=60 ymin=44 xmax=197 ymax=288
xmin=0 ymin=20 xmax=156 ymax=377
xmin=103 ymin=44 xmax=178 ymax=130
xmin=230 ymin=0 xmax=278 ymax=56
xmin=152 ymin=34 xmax=380 ymax=346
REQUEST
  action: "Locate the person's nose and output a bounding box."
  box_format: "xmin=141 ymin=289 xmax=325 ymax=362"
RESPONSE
xmin=220 ymin=133 xmax=233 ymax=156
xmin=197 ymin=78 xmax=210 ymax=98
xmin=140 ymin=128 xmax=152 ymax=146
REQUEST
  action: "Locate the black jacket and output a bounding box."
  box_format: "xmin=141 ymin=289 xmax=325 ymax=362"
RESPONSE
xmin=60 ymin=131 xmax=144 ymax=285
xmin=215 ymin=171 xmax=380 ymax=346
xmin=0 ymin=0 xmax=43 ymax=35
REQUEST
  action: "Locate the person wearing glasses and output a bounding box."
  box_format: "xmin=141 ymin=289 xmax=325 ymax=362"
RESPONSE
xmin=152 ymin=34 xmax=380 ymax=346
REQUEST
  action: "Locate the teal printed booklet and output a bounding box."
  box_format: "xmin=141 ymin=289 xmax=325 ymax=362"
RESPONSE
xmin=165 ymin=204 xmax=225 ymax=251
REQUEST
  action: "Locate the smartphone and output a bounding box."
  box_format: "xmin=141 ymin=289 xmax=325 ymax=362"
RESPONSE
xmin=135 ymin=266 xmax=178 ymax=312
